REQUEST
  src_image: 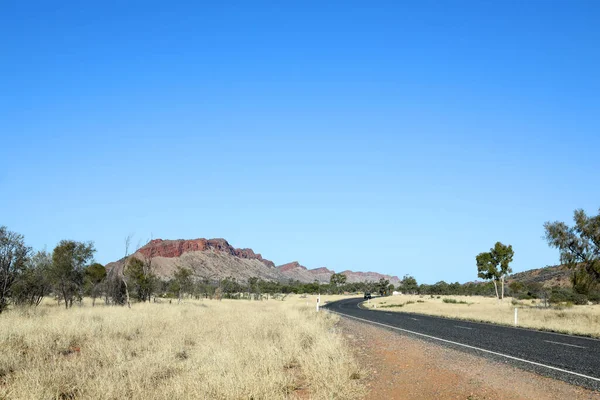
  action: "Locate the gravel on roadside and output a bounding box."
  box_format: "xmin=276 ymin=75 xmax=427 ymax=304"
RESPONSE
xmin=337 ymin=317 xmax=600 ymax=400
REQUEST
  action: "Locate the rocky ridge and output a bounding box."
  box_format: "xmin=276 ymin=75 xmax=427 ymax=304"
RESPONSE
xmin=107 ymin=238 xmax=400 ymax=284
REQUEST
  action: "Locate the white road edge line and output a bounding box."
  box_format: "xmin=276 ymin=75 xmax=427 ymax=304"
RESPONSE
xmin=455 ymin=326 xmax=473 ymax=330
xmin=544 ymin=340 xmax=587 ymax=349
xmin=353 ymin=301 xmax=600 ymax=343
xmin=329 ymin=310 xmax=600 ymax=383
xmin=410 ymin=318 xmax=419 ymax=321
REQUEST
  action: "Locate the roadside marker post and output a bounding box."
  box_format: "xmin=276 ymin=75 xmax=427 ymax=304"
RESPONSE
xmin=316 ymin=295 xmax=320 ymax=312
xmin=514 ymin=307 xmax=518 ymax=326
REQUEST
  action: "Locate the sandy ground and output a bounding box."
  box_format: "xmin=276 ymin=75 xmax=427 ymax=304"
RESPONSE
xmin=337 ymin=317 xmax=600 ymax=400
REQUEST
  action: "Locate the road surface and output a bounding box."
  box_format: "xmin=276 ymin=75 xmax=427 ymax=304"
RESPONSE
xmin=325 ymin=297 xmax=600 ymax=391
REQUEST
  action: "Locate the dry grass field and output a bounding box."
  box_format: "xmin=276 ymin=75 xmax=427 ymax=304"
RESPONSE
xmin=0 ymin=296 xmax=364 ymax=400
xmin=366 ymin=295 xmax=600 ymax=337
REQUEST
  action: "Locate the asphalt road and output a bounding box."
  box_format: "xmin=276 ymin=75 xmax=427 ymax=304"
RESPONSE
xmin=324 ymin=297 xmax=600 ymax=391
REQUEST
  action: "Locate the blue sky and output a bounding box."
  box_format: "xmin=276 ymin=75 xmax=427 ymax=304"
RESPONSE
xmin=1 ymin=1 xmax=599 ymax=284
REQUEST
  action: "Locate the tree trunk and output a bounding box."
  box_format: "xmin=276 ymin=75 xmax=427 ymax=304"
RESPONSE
xmin=123 ymin=277 xmax=131 ymax=308
xmin=493 ymin=280 xmax=499 ymax=302
xmin=63 ymin=287 xmax=69 ymax=309
xmin=501 ymin=275 xmax=505 ymax=301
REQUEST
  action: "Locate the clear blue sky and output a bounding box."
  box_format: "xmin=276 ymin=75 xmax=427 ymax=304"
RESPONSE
xmin=1 ymin=1 xmax=599 ymax=284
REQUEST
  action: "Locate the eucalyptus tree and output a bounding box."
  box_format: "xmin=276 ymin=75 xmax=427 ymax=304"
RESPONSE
xmin=476 ymin=242 xmax=514 ymax=301
xmin=544 ymin=208 xmax=600 ymax=294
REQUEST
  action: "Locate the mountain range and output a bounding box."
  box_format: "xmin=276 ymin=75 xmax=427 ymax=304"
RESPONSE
xmin=105 ymin=238 xmax=401 ymax=284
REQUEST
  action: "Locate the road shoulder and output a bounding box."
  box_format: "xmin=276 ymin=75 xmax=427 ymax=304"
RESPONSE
xmin=337 ymin=316 xmax=600 ymax=400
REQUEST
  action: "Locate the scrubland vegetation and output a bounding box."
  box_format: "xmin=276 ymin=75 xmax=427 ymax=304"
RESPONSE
xmin=0 ymin=296 xmax=364 ymax=400
xmin=367 ymin=294 xmax=600 ymax=337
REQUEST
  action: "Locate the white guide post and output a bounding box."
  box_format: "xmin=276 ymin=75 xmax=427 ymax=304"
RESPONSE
xmin=514 ymin=307 xmax=518 ymax=326
xmin=316 ymin=294 xmax=320 ymax=312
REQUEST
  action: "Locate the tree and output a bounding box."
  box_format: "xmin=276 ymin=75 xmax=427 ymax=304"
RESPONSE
xmin=84 ymin=263 xmax=106 ymax=306
xmin=377 ymin=278 xmax=390 ymax=296
xmin=247 ymin=276 xmax=261 ymax=300
xmin=12 ymin=249 xmax=52 ymax=307
xmin=329 ymin=273 xmax=347 ymax=294
xmin=544 ymin=208 xmax=600 ymax=294
xmin=125 ymin=257 xmax=157 ymax=302
xmin=400 ymin=275 xmax=418 ymax=294
xmin=50 ymin=240 xmax=96 ymax=308
xmin=173 ymin=266 xmax=193 ymax=303
xmin=0 ymin=227 xmax=30 ymax=312
xmin=476 ymin=242 xmax=514 ymax=301
xmin=138 ymin=237 xmax=158 ymax=302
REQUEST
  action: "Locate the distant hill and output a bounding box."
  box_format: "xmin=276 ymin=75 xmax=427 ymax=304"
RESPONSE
xmin=105 ymin=238 xmax=400 ymax=284
xmin=507 ymin=264 xmax=572 ymax=288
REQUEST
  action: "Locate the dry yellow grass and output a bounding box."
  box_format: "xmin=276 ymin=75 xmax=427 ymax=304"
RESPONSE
xmin=0 ymin=296 xmax=365 ymax=400
xmin=367 ymin=295 xmax=600 ymax=337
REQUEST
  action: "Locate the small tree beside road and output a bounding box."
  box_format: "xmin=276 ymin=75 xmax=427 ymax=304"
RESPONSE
xmin=476 ymin=242 xmax=514 ymax=301
xmin=544 ymin=208 xmax=600 ymax=295
xmin=330 ymin=273 xmax=347 ymax=294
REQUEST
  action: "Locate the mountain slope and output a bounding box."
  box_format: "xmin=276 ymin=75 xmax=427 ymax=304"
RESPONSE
xmin=106 ymin=238 xmax=400 ymax=284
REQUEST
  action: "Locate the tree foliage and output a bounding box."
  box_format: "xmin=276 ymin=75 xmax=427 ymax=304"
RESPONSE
xmin=476 ymin=242 xmax=514 ymax=300
xmin=84 ymin=263 xmax=106 ymax=306
xmin=544 ymin=208 xmax=600 ymax=294
xmin=125 ymin=257 xmax=157 ymax=302
xmin=0 ymin=226 xmax=30 ymax=312
xmin=400 ymin=275 xmax=418 ymax=294
xmin=376 ymin=278 xmax=390 ymax=296
xmin=12 ymin=250 xmax=52 ymax=307
xmin=50 ymin=240 xmax=96 ymax=308
xmin=329 ymin=273 xmax=347 ymax=293
xmin=172 ymin=266 xmax=193 ymax=301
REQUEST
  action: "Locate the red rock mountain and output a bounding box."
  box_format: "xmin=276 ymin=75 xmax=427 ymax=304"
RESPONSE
xmin=106 ymin=238 xmax=400 ymax=284
xmin=138 ymin=239 xmax=275 ymax=268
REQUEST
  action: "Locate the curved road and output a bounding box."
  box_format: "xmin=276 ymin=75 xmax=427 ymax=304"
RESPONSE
xmin=325 ymin=297 xmax=600 ymax=391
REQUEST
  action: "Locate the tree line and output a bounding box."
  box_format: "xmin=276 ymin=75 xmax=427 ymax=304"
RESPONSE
xmin=474 ymin=207 xmax=600 ymax=304
xmin=1 ymin=207 xmax=598 ymax=312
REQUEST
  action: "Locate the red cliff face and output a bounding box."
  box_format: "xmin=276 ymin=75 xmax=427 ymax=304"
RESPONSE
xmin=137 ymin=238 xmax=275 ymax=268
xmin=278 ymin=261 xmax=308 ymax=272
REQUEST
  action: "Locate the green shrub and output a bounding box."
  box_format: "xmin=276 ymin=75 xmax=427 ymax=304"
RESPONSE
xmin=573 ymin=293 xmax=588 ymax=305
xmin=549 ymin=288 xmax=574 ymax=304
xmin=442 ymin=298 xmax=469 ymax=304
xmin=588 ymin=291 xmax=600 ymax=303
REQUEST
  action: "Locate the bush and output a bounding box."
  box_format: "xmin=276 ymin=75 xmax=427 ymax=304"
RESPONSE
xmin=442 ymin=298 xmax=468 ymax=304
xmin=588 ymin=291 xmax=600 ymax=304
xmin=518 ymin=293 xmax=534 ymax=300
xmin=573 ymin=293 xmax=588 ymax=305
xmin=549 ymin=288 xmax=573 ymax=304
